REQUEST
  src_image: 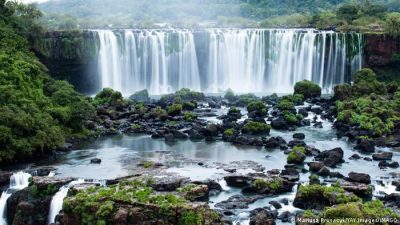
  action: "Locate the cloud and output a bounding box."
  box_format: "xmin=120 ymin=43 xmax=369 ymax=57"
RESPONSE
xmin=18 ymin=0 xmax=50 ymax=3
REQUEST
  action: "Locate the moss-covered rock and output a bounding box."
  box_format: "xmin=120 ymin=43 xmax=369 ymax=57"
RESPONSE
xmin=334 ymin=83 xmax=353 ymax=100
xmin=62 ymin=179 xmax=220 ymax=225
xmin=294 ymin=80 xmax=322 ymax=99
xmin=167 ymin=104 xmax=183 ymax=116
xmin=353 ymin=68 xmax=387 ymax=96
xmin=242 ymin=121 xmax=271 ymax=135
xmin=287 ymin=146 xmax=306 ymax=164
xmin=247 ymin=101 xmax=268 ymax=117
xmin=293 ymin=184 xmax=361 ymax=210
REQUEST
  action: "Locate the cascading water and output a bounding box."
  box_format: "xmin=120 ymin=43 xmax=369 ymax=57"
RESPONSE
xmin=94 ymin=29 xmax=363 ymax=95
xmin=0 ymin=172 xmax=31 ymax=225
xmin=47 ymin=179 xmax=85 ymax=225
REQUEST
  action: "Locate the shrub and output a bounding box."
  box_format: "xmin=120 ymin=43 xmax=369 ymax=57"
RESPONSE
xmin=242 ymin=121 xmax=271 ymax=135
xmin=277 ymin=99 xmax=294 ymax=111
xmin=167 ymin=104 xmax=182 ymax=116
xmin=223 ymin=128 xmax=235 ymax=136
xmin=334 ymin=83 xmax=353 ymax=100
xmin=353 ymin=69 xmax=387 ymax=96
xmin=184 ymin=112 xmax=196 ymax=122
xmin=294 ymin=80 xmax=322 ymax=99
xmin=247 ymin=101 xmax=268 ymax=117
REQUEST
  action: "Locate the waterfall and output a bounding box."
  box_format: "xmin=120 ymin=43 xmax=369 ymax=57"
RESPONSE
xmin=96 ymin=29 xmax=201 ymax=95
xmin=0 ymin=172 xmax=32 ymax=225
xmin=94 ymin=29 xmax=363 ymax=95
xmin=47 ymin=179 xmax=85 ymax=225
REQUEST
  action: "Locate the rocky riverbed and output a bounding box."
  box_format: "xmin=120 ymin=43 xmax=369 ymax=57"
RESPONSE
xmin=1 ymin=79 xmax=400 ymax=225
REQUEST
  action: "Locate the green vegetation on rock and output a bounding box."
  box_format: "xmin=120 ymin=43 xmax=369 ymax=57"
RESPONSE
xmin=294 ymin=80 xmax=322 ymax=99
xmin=287 ymin=146 xmax=306 ymax=164
xmin=242 ymin=121 xmax=271 ymax=135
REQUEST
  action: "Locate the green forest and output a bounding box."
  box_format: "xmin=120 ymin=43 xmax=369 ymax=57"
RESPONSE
xmin=38 ymin=0 xmax=400 ymax=32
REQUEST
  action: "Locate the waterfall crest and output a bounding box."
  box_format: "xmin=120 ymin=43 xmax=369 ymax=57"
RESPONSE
xmin=94 ymin=29 xmax=363 ymax=95
xmin=0 ymin=172 xmax=32 ymax=225
xmin=47 ymin=179 xmax=85 ymax=225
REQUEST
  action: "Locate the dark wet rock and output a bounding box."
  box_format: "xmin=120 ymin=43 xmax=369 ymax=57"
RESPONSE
xmin=347 ymin=172 xmax=371 ymax=184
xmin=32 ymin=177 xmax=73 ymax=190
xmin=171 ymin=130 xmax=188 ymax=139
xmin=317 ymin=167 xmax=331 ymax=177
xmin=192 ymin=180 xmax=222 ymax=191
xmin=379 ymin=161 xmax=400 ymax=168
xmin=392 ymin=180 xmax=400 ymax=191
xmin=280 ymin=198 xmax=289 ymax=205
xmin=224 ymin=175 xmax=252 ymax=187
xmin=267 ymin=169 xmax=280 ymax=175
xmin=293 ymin=133 xmax=305 ymax=140
xmin=204 ymin=124 xmax=220 ymax=137
xmin=269 ymin=201 xmax=282 ymax=209
xmin=164 ymin=133 xmax=176 ymax=143
xmin=329 ymin=171 xmax=345 ymax=178
xmin=349 ymin=154 xmax=361 ymax=160
xmin=315 ymin=147 xmax=344 ymax=168
xmin=232 ymin=135 xmax=254 ymax=146
xmin=0 ymin=171 xmax=12 ymax=186
xmin=271 ymin=117 xmax=289 ymax=130
xmin=372 ymin=152 xmax=393 ymax=161
xmin=58 ymin=142 xmax=73 ymax=152
xmin=383 ymin=135 xmax=400 ymax=147
xmin=151 ymin=175 xmax=190 ymax=191
xmin=307 ymin=162 xmax=325 ymax=172
xmin=304 ymin=146 xmax=320 ymax=156
xmin=264 ymin=136 xmax=286 ymax=149
xmin=187 ymin=129 xmax=204 ymax=140
xmin=223 ymin=168 xmax=236 ymax=173
xmin=355 ymin=139 xmax=375 ymax=153
xmin=364 ymin=157 xmax=373 ymax=161
xmin=298 ymin=108 xmax=308 ymax=117
xmin=311 ymin=107 xmax=323 ymax=115
xmin=215 ymin=194 xmax=264 ymax=210
xmin=340 ymin=180 xmax=372 ymax=197
xmin=277 ymin=211 xmax=294 ymax=223
xmin=288 ymin=140 xmax=306 ymax=148
xmin=313 ymin=121 xmax=323 ymax=128
xmin=280 ymin=168 xmax=300 ymax=181
xmin=249 ymin=207 xmax=277 ymax=225
xmin=382 ymin=193 xmax=400 ymax=209
xmin=90 ymin=158 xmax=101 ymax=164
xmin=112 ymin=208 xmax=129 ymax=224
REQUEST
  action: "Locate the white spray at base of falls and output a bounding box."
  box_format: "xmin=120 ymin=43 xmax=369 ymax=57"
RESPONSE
xmin=47 ymin=179 xmax=85 ymax=225
xmin=0 ymin=172 xmax=32 ymax=225
xmin=94 ymin=29 xmax=363 ymax=95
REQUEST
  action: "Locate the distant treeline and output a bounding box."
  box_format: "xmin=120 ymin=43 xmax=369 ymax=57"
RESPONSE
xmin=35 ymin=0 xmax=400 ymax=32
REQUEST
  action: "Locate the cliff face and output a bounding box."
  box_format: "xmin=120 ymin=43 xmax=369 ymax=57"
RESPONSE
xmin=364 ymin=34 xmax=400 ymax=67
xmin=32 ymin=31 xmax=100 ymax=94
xmin=32 ymin=31 xmax=400 ymax=95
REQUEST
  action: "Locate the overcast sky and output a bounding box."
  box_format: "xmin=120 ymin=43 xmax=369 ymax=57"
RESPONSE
xmin=19 ymin=0 xmax=49 ymax=3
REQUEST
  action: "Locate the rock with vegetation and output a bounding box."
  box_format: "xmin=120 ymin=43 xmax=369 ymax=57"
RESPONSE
xmin=242 ymin=121 xmax=271 ymax=135
xmin=62 ymin=178 xmax=220 ymax=225
xmin=293 ymin=184 xmax=361 ymax=210
xmin=287 ymin=146 xmax=306 ymax=164
xmin=294 ymin=80 xmax=321 ymax=99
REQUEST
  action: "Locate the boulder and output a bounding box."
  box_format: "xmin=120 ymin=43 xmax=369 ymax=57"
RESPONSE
xmin=372 ymin=152 xmax=393 ymax=161
xmin=224 ymin=175 xmax=252 ymax=188
xmin=347 ymin=172 xmax=371 ymax=184
xmin=249 ymin=208 xmax=277 ymax=225
xmin=315 ymin=147 xmax=344 ymax=168
xmin=151 ymin=175 xmax=190 ymax=191
xmin=293 ymin=133 xmax=305 ymax=140
xmin=355 ymin=139 xmax=375 ymax=153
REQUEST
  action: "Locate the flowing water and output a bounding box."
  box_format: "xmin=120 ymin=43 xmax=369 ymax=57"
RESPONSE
xmin=0 ymin=172 xmax=31 ymax=225
xmin=94 ymin=29 xmax=363 ymax=95
xmin=47 ymin=179 xmax=85 ymax=225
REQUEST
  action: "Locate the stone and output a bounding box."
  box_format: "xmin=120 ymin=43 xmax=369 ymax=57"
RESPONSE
xmin=315 ymin=147 xmax=344 ymax=168
xmin=269 ymin=200 xmax=282 ymax=209
xmin=347 ymin=172 xmax=371 ymax=184
xmin=90 ymin=158 xmax=101 ymax=164
xmin=293 ymin=133 xmax=305 ymax=140
xmin=249 ymin=208 xmax=277 ymax=225
xmin=307 ymin=162 xmax=325 ymax=172
xmin=151 ymin=175 xmax=190 ymax=191
xmin=224 ymin=175 xmax=252 ymax=188
xmin=355 ymin=139 xmax=375 ymax=153
xmin=372 ymin=152 xmax=393 ymax=161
